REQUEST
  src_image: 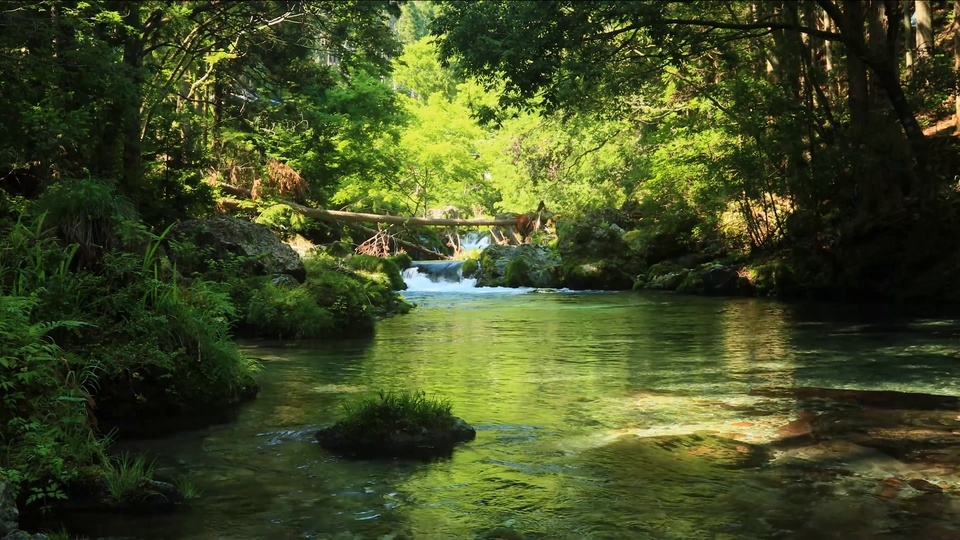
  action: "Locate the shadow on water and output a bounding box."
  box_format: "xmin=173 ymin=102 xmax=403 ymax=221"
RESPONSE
xmin=52 ymin=290 xmax=960 ymax=539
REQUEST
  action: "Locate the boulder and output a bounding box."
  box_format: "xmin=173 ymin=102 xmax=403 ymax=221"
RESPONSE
xmin=475 ymin=244 xmax=560 ymax=288
xmin=555 ymin=210 xmax=645 ymax=290
xmin=0 ymin=482 xmax=17 ymax=539
xmin=677 ymin=264 xmax=753 ymax=296
xmin=316 ymin=417 xmax=477 ymax=459
xmin=0 ymin=482 xmax=46 ymax=540
xmin=170 ymin=216 xmax=306 ymax=282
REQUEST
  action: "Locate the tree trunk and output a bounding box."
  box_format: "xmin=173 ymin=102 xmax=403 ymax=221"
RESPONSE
xmin=915 ymin=0 xmax=933 ymax=57
xmin=120 ymin=2 xmax=144 ymax=199
xmin=902 ymin=0 xmax=915 ymax=71
xmin=209 ymin=181 xmax=518 ymax=227
xmin=955 ymin=0 xmax=960 ymax=133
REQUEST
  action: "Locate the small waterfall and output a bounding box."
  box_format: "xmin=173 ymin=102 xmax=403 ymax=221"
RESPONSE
xmin=403 ymin=261 xmax=478 ymax=292
xmin=460 ymin=231 xmax=490 ymax=251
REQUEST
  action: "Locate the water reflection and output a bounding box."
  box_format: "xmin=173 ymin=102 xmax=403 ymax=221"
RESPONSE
xmin=64 ymin=291 xmax=960 ymax=539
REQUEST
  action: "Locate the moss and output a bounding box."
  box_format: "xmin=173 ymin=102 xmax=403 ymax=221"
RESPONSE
xmin=461 ymin=258 xmax=480 ymax=278
xmin=503 ymin=256 xmax=531 ymax=287
xmin=344 ymin=254 xmax=406 ymax=290
xmin=389 ymin=252 xmax=413 ymax=270
xmin=676 ymin=270 xmax=704 ymax=294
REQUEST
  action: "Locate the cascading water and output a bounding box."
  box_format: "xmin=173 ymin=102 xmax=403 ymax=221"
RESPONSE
xmin=402 ymin=259 xmax=533 ymax=294
xmin=402 ymin=261 xmax=478 ymax=293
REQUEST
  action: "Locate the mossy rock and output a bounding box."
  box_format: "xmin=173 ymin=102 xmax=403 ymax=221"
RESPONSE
xmin=555 ymin=210 xmax=647 ymax=290
xmin=461 ymin=258 xmax=480 ymax=278
xmin=344 ymin=254 xmax=406 ymax=291
xmin=389 ymin=252 xmax=413 ymax=271
xmin=475 ymin=244 xmax=560 ymax=288
xmin=645 ymin=269 xmax=689 ymax=291
xmin=562 ymin=260 xmax=634 ymax=290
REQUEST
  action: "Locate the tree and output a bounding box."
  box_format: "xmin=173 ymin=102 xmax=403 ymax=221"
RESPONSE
xmin=434 ymin=0 xmax=933 ymax=228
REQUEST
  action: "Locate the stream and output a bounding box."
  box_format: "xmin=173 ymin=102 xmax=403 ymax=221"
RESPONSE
xmin=62 ymin=270 xmax=960 ymax=539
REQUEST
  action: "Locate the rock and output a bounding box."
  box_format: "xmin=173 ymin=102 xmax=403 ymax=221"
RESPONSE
xmin=758 ymin=387 xmax=960 ymax=470
xmin=0 ymin=482 xmax=46 ymax=540
xmin=475 ymin=244 xmax=560 ymax=288
xmin=646 ymin=270 xmax=688 ymax=291
xmin=556 ymin=210 xmax=644 ymax=290
xmin=271 ymin=273 xmax=301 ymax=288
xmin=1 ymin=482 xmax=18 ymax=538
xmin=677 ymin=264 xmax=753 ymax=296
xmin=316 ymin=417 xmax=477 ymax=459
xmin=170 ymin=216 xmax=306 ymax=282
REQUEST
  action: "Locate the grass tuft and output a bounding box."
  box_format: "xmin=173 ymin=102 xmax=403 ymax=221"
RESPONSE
xmin=173 ymin=474 xmax=201 ymax=501
xmin=103 ymin=452 xmax=156 ymax=503
xmin=337 ymin=390 xmax=454 ymax=436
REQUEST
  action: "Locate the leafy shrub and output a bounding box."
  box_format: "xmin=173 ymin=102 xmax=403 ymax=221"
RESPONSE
xmin=31 ymin=178 xmax=140 ymax=268
xmin=0 ymin=296 xmax=104 ymax=507
xmin=246 ymin=283 xmax=335 ymax=339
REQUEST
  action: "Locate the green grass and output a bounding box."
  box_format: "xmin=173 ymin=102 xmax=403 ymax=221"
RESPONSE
xmin=173 ymin=475 xmax=201 ymax=501
xmin=103 ymin=452 xmax=156 ymax=503
xmin=337 ymin=390 xmax=454 ymax=436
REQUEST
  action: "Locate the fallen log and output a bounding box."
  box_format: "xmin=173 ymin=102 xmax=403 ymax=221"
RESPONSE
xmin=209 ymin=180 xmax=517 ymax=227
xmin=285 ymin=202 xmax=516 ymax=227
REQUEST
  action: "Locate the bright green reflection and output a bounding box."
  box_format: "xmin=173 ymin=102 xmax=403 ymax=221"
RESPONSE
xmin=73 ymin=292 xmax=960 ymax=539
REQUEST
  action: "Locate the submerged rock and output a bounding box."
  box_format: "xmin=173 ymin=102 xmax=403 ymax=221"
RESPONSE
xmin=762 ymin=387 xmax=960 ymax=491
xmin=315 ymin=417 xmax=477 ymax=459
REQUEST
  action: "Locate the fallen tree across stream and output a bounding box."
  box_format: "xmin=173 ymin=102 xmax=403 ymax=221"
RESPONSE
xmin=212 ymin=181 xmax=518 ymax=227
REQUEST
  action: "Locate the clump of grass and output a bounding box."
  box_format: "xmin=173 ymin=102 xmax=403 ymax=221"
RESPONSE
xmin=103 ymin=452 xmax=156 ymax=503
xmin=337 ymin=390 xmax=454 ymax=436
xmin=173 ymin=475 xmax=201 ymax=501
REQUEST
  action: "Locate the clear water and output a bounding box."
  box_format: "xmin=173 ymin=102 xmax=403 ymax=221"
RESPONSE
xmin=69 ymin=289 xmax=960 ymax=539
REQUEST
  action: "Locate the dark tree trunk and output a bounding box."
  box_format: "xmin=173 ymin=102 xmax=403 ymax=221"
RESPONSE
xmin=120 ymin=2 xmax=144 ymax=200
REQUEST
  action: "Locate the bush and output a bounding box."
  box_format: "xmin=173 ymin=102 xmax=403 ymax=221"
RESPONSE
xmin=0 ymin=296 xmax=104 ymax=507
xmin=246 ymin=283 xmax=335 ymax=339
xmin=31 ymin=179 xmax=140 ymax=268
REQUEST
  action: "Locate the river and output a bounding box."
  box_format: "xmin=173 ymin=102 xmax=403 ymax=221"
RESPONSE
xmin=63 ymin=273 xmax=960 ymax=539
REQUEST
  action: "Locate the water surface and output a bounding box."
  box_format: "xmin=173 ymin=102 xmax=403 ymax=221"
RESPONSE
xmin=81 ymin=288 xmax=960 ymax=539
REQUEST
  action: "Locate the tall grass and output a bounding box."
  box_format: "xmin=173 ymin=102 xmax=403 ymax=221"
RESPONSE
xmin=338 ymin=390 xmax=454 ymax=435
xmin=103 ymin=453 xmax=156 ymax=503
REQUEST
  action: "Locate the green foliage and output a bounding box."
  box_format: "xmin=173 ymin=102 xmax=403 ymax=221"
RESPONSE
xmin=389 ymin=253 xmax=414 ymax=270
xmin=255 ymin=204 xmax=312 ymax=239
xmin=173 ymin=475 xmax=201 ymax=501
xmin=0 ymin=296 xmax=103 ymax=507
xmin=246 ymin=283 xmax=335 ymax=339
xmin=336 ymin=390 xmax=454 ymax=438
xmin=102 ymin=453 xmax=156 ymax=504
xmin=344 ymin=255 xmax=406 ymax=291
xmin=461 ymin=258 xmax=479 ymax=278
xmin=32 ymin=179 xmax=139 ymax=267
xmin=503 ymin=257 xmax=531 ymax=288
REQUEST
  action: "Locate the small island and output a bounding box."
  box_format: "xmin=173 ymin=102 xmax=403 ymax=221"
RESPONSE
xmin=316 ymin=391 xmax=476 ymax=459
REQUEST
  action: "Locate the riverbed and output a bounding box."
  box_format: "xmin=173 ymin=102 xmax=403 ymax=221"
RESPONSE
xmin=65 ymin=284 xmax=960 ymax=539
